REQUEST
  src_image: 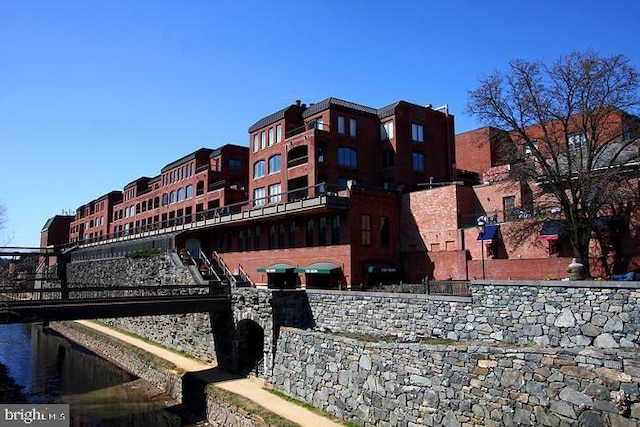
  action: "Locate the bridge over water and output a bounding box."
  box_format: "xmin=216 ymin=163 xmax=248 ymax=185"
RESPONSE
xmin=0 ymin=246 xmax=231 ymax=324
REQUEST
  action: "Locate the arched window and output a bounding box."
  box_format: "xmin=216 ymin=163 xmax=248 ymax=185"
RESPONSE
xmin=196 ymin=181 xmax=205 ymax=196
xmin=177 ymin=188 xmax=185 ymax=202
xmin=154 ymin=196 xmax=160 ymax=208
xmin=253 ymin=160 xmax=266 ymax=178
xmin=268 ymin=155 xmax=281 ymax=174
xmin=338 ymin=147 xmax=357 ymax=167
xmin=186 ymin=185 xmax=193 ymax=199
xmin=162 ymin=193 xmax=168 ymax=206
xmin=170 ymin=191 xmax=176 ymax=204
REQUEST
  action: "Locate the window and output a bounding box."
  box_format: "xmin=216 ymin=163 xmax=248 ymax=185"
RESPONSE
xmin=381 ymin=216 xmax=390 ymax=247
xmin=268 ymin=127 xmax=274 ymax=146
xmin=289 ymin=221 xmax=296 ymax=247
xmin=317 ymin=145 xmax=326 ymax=163
xmin=338 ymin=147 xmax=358 ymax=168
xmin=246 ymin=229 xmax=252 ymax=251
xmin=279 ymin=223 xmax=286 ymax=248
xmin=504 ymin=195 xmax=517 ymax=221
xmin=338 ymin=116 xmax=346 ymax=134
xmin=310 ymin=117 xmax=324 ymax=130
xmin=361 ymin=214 xmax=371 ymax=246
xmin=319 ymin=217 xmax=327 ymax=246
xmin=261 ymin=131 xmax=266 ymax=149
xmin=276 ymin=124 xmax=282 ymax=143
xmin=306 ymin=219 xmax=314 ymax=246
xmin=412 ymin=123 xmax=424 ymax=142
xmin=268 ymin=183 xmax=281 ymax=203
xmin=254 ymin=226 xmax=261 ymax=250
xmin=381 ymin=120 xmax=394 ymax=140
xmin=525 ymin=140 xmax=539 ymax=155
xmin=568 ymin=132 xmax=586 ymax=149
xmin=238 ymin=230 xmax=244 ymax=251
xmin=229 ymin=158 xmax=242 ymax=174
xmin=268 ymin=155 xmax=281 ymax=174
xmin=383 ymin=181 xmax=395 ymax=191
xmin=381 ymin=149 xmax=394 ymax=169
xmin=349 ymin=118 xmax=357 ymax=137
xmin=268 ymin=225 xmax=276 ymax=249
xmin=332 ymin=215 xmax=340 ymax=245
xmin=170 ymin=191 xmax=176 ymax=204
xmin=186 ymin=185 xmax=193 ymax=199
xmin=253 ymin=187 xmax=265 ymax=206
xmin=253 ymin=160 xmax=266 ymax=178
xmin=412 ymin=152 xmax=425 ymax=172
xmin=177 ymin=188 xmax=185 ymax=202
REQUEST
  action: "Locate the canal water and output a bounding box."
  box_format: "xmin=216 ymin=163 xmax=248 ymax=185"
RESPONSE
xmin=0 ymin=323 xmax=205 ymax=426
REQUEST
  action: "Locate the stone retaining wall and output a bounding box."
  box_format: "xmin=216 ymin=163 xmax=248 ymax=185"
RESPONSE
xmin=67 ymin=255 xmax=196 ymax=288
xmin=273 ymin=327 xmax=640 ymax=426
xmin=300 ymin=282 xmax=640 ymax=349
xmin=49 ymin=321 xmax=183 ymax=400
xmin=50 ymin=321 xmax=262 ymax=427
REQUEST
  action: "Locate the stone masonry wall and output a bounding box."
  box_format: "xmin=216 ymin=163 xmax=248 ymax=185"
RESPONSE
xmin=67 ymin=255 xmax=196 ymax=288
xmin=49 ymin=321 xmax=184 ymax=400
xmin=273 ymin=328 xmax=640 ymax=426
xmin=300 ymin=282 xmax=640 ymax=349
xmin=67 ymin=255 xmax=218 ymax=362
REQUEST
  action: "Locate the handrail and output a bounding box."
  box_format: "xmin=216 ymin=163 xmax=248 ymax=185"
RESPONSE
xmin=212 ymin=251 xmax=236 ymax=286
xmin=237 ymin=264 xmax=254 ymax=287
xmin=199 ymin=249 xmax=221 ymax=281
xmin=71 ymin=182 xmax=345 ymax=247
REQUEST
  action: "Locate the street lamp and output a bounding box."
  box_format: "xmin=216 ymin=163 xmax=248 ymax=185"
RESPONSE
xmin=476 ymin=217 xmax=486 ymax=280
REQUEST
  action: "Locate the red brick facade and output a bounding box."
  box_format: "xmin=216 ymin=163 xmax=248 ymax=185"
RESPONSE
xmin=53 ymin=98 xmax=639 ymax=285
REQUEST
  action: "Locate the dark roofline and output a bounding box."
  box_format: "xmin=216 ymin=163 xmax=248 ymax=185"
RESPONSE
xmin=41 ymin=214 xmax=74 ymax=232
xmin=161 ymin=148 xmax=213 ymax=173
xmin=249 ymin=105 xmax=297 ymax=133
xmin=209 ymin=143 xmax=249 ymax=158
xmin=95 ymin=190 xmax=123 ymax=202
xmin=302 ymin=97 xmax=378 ymax=118
xmin=124 ymin=176 xmax=152 ymax=189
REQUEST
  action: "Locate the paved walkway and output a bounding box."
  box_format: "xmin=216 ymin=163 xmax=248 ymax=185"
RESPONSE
xmin=74 ymin=320 xmax=342 ymax=427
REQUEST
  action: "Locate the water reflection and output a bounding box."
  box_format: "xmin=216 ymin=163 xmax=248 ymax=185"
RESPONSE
xmin=0 ymin=324 xmax=190 ymax=426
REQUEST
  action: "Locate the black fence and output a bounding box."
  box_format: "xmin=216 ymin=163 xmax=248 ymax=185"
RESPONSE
xmin=426 ymin=280 xmax=471 ymax=297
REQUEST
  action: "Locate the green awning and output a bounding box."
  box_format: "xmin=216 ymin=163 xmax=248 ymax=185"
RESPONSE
xmin=366 ymin=263 xmax=398 ymax=274
xmin=295 ymin=262 xmax=341 ymax=274
xmin=257 ymin=263 xmax=296 ymax=273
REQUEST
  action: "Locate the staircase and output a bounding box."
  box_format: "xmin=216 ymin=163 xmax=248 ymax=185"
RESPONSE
xmin=211 ymin=251 xmax=253 ymax=287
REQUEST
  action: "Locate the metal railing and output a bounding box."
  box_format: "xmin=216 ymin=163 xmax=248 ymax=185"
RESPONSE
xmin=212 ymin=251 xmax=236 ymax=286
xmin=426 ymin=280 xmax=471 ymax=297
xmin=73 ymin=182 xmax=346 ymax=247
xmin=236 ymin=264 xmax=253 ymax=287
xmin=199 ymin=249 xmax=221 ymax=281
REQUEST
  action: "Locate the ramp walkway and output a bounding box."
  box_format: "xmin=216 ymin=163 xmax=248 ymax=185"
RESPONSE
xmin=74 ymin=320 xmax=342 ymax=427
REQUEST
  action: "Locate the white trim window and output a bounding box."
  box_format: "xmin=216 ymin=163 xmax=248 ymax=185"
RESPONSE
xmin=412 ymin=123 xmax=424 ymax=142
xmin=268 ymin=183 xmax=282 ymax=204
xmin=253 ymin=187 xmax=266 ymax=207
xmin=338 ymin=116 xmax=346 ymax=134
xmin=349 ymin=118 xmax=357 ymax=137
xmin=381 ymin=120 xmax=394 ymax=140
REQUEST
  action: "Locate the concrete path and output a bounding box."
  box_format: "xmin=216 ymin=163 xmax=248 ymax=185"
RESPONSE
xmin=74 ymin=320 xmax=342 ymax=427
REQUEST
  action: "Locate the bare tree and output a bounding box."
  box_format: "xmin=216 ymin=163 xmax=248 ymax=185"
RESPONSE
xmin=468 ymin=51 xmax=640 ymax=276
xmin=0 ymin=201 xmax=7 ymax=245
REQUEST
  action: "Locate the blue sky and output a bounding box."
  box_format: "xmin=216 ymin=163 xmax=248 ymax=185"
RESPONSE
xmin=1 ymin=0 xmax=639 ymax=247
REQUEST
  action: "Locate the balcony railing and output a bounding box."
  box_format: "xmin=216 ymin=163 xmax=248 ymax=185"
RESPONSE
xmin=73 ymin=182 xmax=347 ymax=247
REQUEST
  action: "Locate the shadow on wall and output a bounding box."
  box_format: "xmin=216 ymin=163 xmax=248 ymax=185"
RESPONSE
xmin=270 ymin=290 xmax=316 ymax=333
xmin=209 ymin=308 xmax=235 ymax=372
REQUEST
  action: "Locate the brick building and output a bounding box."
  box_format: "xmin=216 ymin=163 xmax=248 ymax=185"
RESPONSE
xmin=55 ymin=98 xmax=639 ymax=284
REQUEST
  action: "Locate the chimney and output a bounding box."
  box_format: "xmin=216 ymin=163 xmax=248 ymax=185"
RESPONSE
xmin=295 ymin=99 xmax=301 ymax=106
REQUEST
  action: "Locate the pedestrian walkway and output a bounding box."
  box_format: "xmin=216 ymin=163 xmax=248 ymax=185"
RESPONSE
xmin=74 ymin=320 xmax=342 ymax=427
